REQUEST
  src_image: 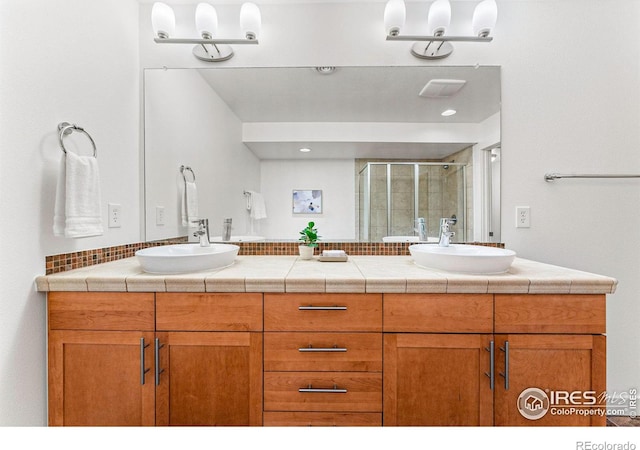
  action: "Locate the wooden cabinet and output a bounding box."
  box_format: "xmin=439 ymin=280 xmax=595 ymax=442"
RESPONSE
xmin=263 ymin=293 xmax=383 ymax=426
xmin=155 ymin=292 xmax=263 ymax=426
xmin=383 ymin=293 xmax=607 ymax=427
xmin=48 ymin=292 xmax=263 ymax=426
xmin=48 ymin=289 xmax=607 ymax=427
xmin=47 ymin=292 xmax=156 ymax=426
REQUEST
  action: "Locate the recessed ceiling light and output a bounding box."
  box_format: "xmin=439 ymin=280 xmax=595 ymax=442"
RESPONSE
xmin=441 ymin=109 xmax=457 ymax=116
xmin=315 ymin=66 xmax=336 ymax=75
xmin=299 ymin=147 xmax=312 ymax=153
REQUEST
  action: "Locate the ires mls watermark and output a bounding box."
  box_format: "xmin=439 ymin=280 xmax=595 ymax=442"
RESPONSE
xmin=517 ymin=387 xmax=637 ymax=420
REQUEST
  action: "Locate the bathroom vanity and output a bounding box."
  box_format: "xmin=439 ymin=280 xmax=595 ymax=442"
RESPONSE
xmin=37 ymin=255 xmax=616 ymax=427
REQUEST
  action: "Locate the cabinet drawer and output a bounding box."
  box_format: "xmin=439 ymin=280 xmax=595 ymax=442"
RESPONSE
xmin=264 ymin=332 xmax=382 ymax=372
xmin=264 ymin=294 xmax=382 ymax=332
xmin=494 ymin=294 xmax=606 ymax=333
xmin=156 ymin=293 xmax=262 ymax=331
xmin=383 ymin=294 xmax=493 ymax=333
xmin=263 ymin=412 xmax=382 ymax=426
xmin=264 ymin=372 xmax=382 ymax=412
xmin=48 ymin=292 xmax=155 ymax=331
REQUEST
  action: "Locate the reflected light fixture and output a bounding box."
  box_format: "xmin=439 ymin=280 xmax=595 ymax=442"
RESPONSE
xmin=299 ymin=148 xmax=312 ymax=153
xmin=441 ymin=109 xmax=457 ymax=116
xmin=152 ymin=2 xmax=261 ymax=62
xmin=385 ymin=0 xmax=497 ymax=60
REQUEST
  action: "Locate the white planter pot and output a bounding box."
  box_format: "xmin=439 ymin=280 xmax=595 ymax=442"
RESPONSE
xmin=298 ymin=245 xmax=315 ymax=260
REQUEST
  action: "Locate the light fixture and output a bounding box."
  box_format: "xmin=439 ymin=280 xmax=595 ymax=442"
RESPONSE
xmin=152 ymin=2 xmax=260 ymax=62
xmin=384 ymin=0 xmax=497 ymax=60
xmin=384 ymin=0 xmax=406 ymax=37
xmin=299 ymin=147 xmax=312 ymax=153
xmin=441 ymin=109 xmax=457 ymax=116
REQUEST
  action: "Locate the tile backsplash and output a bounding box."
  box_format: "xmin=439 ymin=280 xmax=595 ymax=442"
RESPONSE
xmin=45 ymin=238 xmax=503 ymax=275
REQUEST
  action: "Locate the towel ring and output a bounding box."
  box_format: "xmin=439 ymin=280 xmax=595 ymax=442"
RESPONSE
xmin=180 ymin=165 xmax=196 ymax=182
xmin=58 ymin=122 xmax=97 ymax=158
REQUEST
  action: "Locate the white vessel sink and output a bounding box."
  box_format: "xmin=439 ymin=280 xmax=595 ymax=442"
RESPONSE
xmin=210 ymin=235 xmax=265 ymax=242
xmin=135 ymin=244 xmax=239 ymax=274
xmin=409 ymin=244 xmax=516 ymax=274
xmin=382 ymin=236 xmax=438 ymax=243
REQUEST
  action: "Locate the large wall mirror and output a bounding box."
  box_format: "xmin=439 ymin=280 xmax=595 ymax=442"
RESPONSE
xmin=143 ymin=66 xmax=501 ymax=243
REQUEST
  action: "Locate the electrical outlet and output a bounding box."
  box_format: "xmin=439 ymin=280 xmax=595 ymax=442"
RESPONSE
xmin=108 ymin=203 xmax=122 ymax=228
xmin=516 ymin=206 xmax=530 ymax=228
xmin=156 ymin=206 xmax=165 ymax=226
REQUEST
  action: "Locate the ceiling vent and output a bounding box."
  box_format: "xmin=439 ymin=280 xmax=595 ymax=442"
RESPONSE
xmin=419 ymin=79 xmax=467 ymax=98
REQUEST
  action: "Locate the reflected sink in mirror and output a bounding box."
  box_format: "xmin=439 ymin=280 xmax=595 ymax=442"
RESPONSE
xmin=135 ymin=244 xmax=239 ymax=274
xmin=210 ymin=235 xmax=266 ymax=242
xmin=382 ymin=236 xmax=438 ymax=243
xmin=409 ymin=244 xmax=516 ymax=274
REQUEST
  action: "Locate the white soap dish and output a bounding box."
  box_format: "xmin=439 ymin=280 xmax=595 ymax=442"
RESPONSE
xmin=319 ymin=250 xmax=348 ymax=262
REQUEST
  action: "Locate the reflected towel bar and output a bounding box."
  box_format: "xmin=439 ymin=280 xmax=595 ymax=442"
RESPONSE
xmin=544 ymin=173 xmax=640 ymax=182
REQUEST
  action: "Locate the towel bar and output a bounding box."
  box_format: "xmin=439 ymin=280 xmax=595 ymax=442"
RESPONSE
xmin=58 ymin=122 xmax=97 ymax=158
xmin=544 ymin=173 xmax=640 ymax=182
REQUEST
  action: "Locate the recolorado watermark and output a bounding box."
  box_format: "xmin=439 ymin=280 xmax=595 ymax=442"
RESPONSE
xmin=517 ymin=387 xmax=637 ymax=420
xmin=576 ymin=442 xmax=636 ymax=450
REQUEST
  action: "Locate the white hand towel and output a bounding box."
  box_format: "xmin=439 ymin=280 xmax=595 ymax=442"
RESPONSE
xmin=54 ymin=152 xmax=104 ymax=238
xmin=248 ymin=191 xmax=267 ymax=220
xmin=181 ymin=180 xmax=199 ymax=226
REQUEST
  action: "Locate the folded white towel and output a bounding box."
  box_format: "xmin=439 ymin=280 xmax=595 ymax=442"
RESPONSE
xmin=181 ymin=180 xmax=199 ymax=226
xmin=248 ymin=190 xmax=267 ymax=220
xmin=53 ymin=152 xmax=104 ymax=238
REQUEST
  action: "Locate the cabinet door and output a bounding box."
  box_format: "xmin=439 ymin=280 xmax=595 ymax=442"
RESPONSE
xmin=155 ymin=332 xmax=263 ymax=426
xmin=494 ymin=334 xmax=606 ymax=426
xmin=48 ymin=330 xmax=155 ymax=426
xmin=384 ymin=334 xmax=494 ymax=426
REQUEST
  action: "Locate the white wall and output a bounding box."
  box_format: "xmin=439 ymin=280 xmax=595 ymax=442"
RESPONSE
xmin=144 ymin=69 xmax=260 ymax=240
xmin=0 ymin=0 xmax=140 ymax=425
xmin=260 ymin=159 xmax=356 ymax=240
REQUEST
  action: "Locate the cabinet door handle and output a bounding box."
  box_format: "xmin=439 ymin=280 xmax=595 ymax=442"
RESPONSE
xmin=299 ymin=345 xmax=347 ymax=353
xmin=499 ymin=340 xmax=509 ymax=390
xmin=299 ymin=384 xmax=347 ymax=394
xmin=484 ymin=340 xmax=494 ymax=390
xmin=154 ymin=338 xmax=165 ymax=386
xmin=298 ymin=305 xmax=347 ymax=311
xmin=140 ymin=338 xmax=151 ymax=385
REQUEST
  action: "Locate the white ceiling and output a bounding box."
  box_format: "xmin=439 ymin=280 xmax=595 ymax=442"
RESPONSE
xmin=196 ymin=66 xmax=500 ymax=159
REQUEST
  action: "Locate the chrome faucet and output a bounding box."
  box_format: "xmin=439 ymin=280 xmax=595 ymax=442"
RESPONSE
xmin=414 ymin=217 xmax=427 ymax=241
xmin=438 ymin=217 xmax=456 ymax=247
xmin=222 ymin=218 xmax=232 ymax=241
xmin=193 ymin=218 xmax=211 ymax=247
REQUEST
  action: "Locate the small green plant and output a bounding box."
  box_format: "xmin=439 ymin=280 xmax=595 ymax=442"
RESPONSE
xmin=299 ymin=221 xmax=320 ymax=247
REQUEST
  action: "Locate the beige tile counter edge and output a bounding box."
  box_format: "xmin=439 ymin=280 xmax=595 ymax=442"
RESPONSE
xmin=35 ymin=255 xmax=618 ymax=295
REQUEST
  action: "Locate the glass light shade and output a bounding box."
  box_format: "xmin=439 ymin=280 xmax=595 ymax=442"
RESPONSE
xmin=196 ymin=3 xmax=218 ymax=39
xmin=151 ymin=2 xmax=175 ymax=38
xmin=472 ymin=0 xmax=498 ymax=37
xmin=240 ymin=2 xmax=261 ymax=40
xmin=384 ymin=0 xmax=406 ymax=37
xmin=427 ymin=0 xmax=451 ymax=36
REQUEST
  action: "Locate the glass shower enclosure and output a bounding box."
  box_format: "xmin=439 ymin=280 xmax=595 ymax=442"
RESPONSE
xmin=358 ymin=162 xmax=467 ymax=243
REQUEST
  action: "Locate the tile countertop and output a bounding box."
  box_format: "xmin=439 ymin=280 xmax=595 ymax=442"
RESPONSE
xmin=34 ymin=255 xmax=618 ymax=295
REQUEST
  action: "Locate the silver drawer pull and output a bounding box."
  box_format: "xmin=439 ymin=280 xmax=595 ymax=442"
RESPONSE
xmin=298 ymin=305 xmax=347 ymax=311
xmin=299 ymin=345 xmax=347 ymax=353
xmin=299 ymin=384 xmax=347 ymax=394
